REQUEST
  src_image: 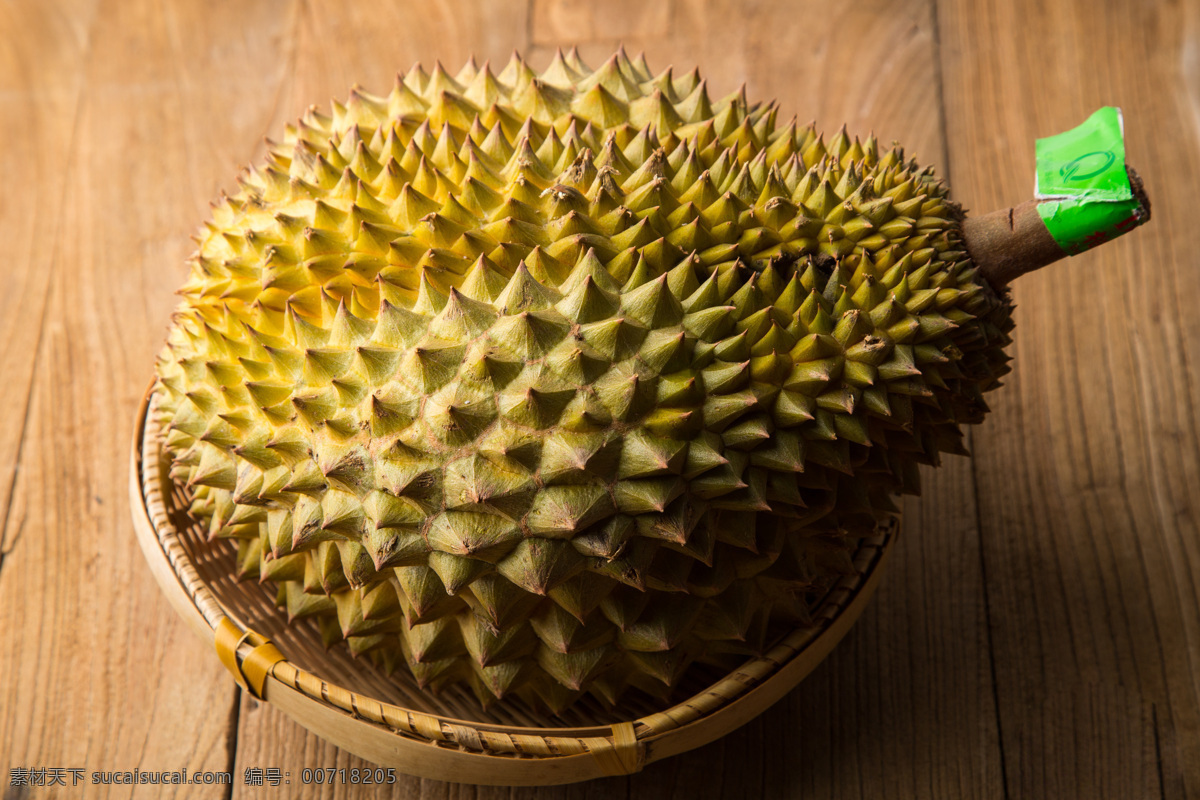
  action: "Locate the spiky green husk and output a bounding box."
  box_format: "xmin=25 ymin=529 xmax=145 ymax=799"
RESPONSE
xmin=156 ymin=48 xmax=1013 ymax=712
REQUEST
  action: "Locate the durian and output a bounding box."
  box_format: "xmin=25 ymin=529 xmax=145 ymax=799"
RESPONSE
xmin=155 ymin=49 xmax=1107 ymax=713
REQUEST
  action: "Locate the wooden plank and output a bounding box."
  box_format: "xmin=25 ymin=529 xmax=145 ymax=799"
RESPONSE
xmin=937 ymin=0 xmax=1198 ymax=795
xmin=220 ymin=1 xmax=1005 ymax=797
xmin=263 ymin=1 xmax=533 ymax=150
xmin=0 ymin=0 xmax=300 ymax=795
xmin=0 ymin=0 xmax=84 ymax=565
xmin=781 ymin=465 xmax=1005 ymax=800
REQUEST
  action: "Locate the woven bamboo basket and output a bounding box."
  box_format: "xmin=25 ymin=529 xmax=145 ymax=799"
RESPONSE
xmin=130 ymin=382 xmax=896 ymax=786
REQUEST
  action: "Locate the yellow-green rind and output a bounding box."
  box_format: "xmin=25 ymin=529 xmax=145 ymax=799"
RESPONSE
xmin=157 ymin=48 xmax=1013 ymax=712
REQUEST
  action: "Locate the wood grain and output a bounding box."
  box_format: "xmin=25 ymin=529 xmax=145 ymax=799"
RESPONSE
xmin=938 ymin=0 xmax=1199 ymax=796
xmin=0 ymin=0 xmax=85 ymax=575
xmin=2 ymin=0 xmax=1196 ymax=796
xmin=0 ymin=1 xmax=293 ymax=797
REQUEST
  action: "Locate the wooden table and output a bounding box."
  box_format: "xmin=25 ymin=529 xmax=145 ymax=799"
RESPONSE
xmin=2 ymin=1 xmax=1197 ymax=797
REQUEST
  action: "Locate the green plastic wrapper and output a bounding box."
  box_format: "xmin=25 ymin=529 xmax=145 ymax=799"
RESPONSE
xmin=1035 ymin=107 xmax=1149 ymax=255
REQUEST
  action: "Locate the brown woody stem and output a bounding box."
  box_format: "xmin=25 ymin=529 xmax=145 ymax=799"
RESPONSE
xmin=962 ymin=166 xmax=1150 ymax=290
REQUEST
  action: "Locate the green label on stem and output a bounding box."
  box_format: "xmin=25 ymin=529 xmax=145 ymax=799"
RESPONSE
xmin=1035 ymin=107 xmax=1148 ymax=254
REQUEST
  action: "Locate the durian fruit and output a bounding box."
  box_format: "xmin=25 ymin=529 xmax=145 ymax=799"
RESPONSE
xmin=156 ymin=48 xmax=1018 ymax=713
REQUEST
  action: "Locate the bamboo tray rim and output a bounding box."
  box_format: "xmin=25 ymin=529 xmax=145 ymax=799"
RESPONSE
xmin=130 ymin=382 xmax=896 ymax=785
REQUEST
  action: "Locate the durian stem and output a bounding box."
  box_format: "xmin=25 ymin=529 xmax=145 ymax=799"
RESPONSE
xmin=964 ymin=166 xmax=1150 ymax=289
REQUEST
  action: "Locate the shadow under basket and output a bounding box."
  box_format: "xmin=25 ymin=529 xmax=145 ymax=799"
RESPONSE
xmin=129 ymin=383 xmax=896 ymax=786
